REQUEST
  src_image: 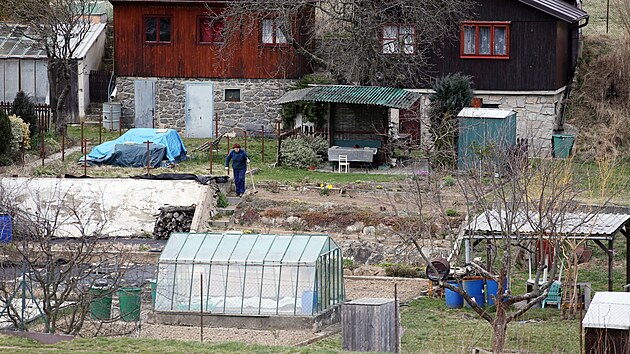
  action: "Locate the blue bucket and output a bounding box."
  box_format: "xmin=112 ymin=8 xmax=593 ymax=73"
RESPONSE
xmin=463 ymin=277 xmax=485 ymax=307
xmin=486 ymin=278 xmax=509 ymax=306
xmin=0 ymin=213 xmax=12 ymax=243
xmin=445 ymin=281 xmax=463 ymax=308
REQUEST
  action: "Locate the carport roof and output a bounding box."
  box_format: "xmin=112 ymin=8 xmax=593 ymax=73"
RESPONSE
xmin=275 ymin=85 xmax=422 ymax=110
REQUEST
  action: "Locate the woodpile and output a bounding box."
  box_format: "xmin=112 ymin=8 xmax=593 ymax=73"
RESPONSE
xmin=153 ymin=205 xmax=196 ymax=240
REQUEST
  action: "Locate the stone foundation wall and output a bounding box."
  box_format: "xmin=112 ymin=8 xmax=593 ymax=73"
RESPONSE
xmin=406 ymin=88 xmax=566 ymax=157
xmin=115 ymin=77 xmax=297 ymax=135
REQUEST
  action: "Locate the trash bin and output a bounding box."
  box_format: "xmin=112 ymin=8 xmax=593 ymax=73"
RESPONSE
xmin=89 ymin=280 xmax=112 ymax=320
xmin=445 ymin=281 xmax=464 ymax=308
xmin=149 ymin=280 xmax=157 ymax=307
xmin=118 ymin=287 xmax=142 ymax=321
xmin=552 ymin=134 xmax=575 ymax=158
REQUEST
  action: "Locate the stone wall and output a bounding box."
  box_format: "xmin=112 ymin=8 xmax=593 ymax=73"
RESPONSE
xmin=115 ymin=77 xmax=297 ymax=135
xmin=405 ymin=88 xmax=567 ymax=157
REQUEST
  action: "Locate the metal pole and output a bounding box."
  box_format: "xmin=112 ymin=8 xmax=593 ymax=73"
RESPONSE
xmin=209 ymin=140 xmax=213 ymax=175
xmin=608 ymin=239 xmax=614 ymax=291
xmin=21 ymin=137 xmax=25 ymax=165
xmin=261 ymin=125 xmax=265 ymax=163
xmin=394 ymin=283 xmax=400 ymax=353
xmin=215 ymin=112 xmax=219 ymax=139
xmin=606 ymin=0 xmax=610 ymax=34
xmin=146 ymin=141 xmax=151 ymax=176
xmin=80 ymin=122 xmax=84 ymax=154
xmin=200 ymin=273 xmax=204 ymax=343
xmin=244 ymin=130 xmax=247 ymax=151
xmin=152 ymin=108 xmax=155 ymax=129
xmin=21 ymin=261 xmax=26 ymax=332
xmin=41 ymin=121 xmax=45 ymax=167
xmin=83 ymin=139 xmax=87 ymax=177
xmin=99 ymin=111 xmax=103 ymax=144
xmin=119 ymin=118 xmax=122 ymax=136
xmin=61 ymin=126 xmax=65 ymax=162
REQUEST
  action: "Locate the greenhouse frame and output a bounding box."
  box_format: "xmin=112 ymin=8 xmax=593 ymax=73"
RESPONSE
xmin=155 ymin=232 xmax=345 ymax=317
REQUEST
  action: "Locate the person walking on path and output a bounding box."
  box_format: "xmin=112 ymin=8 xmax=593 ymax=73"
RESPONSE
xmin=225 ymin=143 xmax=250 ymax=197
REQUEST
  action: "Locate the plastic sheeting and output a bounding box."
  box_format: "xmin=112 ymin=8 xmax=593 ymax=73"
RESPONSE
xmin=83 ymin=128 xmax=187 ymax=167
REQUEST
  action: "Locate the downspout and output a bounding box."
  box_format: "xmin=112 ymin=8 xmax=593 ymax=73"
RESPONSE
xmin=555 ymin=16 xmax=589 ymax=132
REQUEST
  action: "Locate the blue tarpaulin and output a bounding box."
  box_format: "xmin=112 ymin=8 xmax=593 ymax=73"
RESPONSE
xmin=84 ymin=128 xmax=187 ymax=166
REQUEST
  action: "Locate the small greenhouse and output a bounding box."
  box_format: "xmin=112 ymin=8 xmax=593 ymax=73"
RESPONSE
xmin=155 ymin=232 xmax=345 ymax=317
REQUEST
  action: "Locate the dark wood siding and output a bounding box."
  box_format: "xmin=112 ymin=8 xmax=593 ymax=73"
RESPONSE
xmin=432 ymin=0 xmax=573 ymax=91
xmin=113 ymin=2 xmax=312 ymax=79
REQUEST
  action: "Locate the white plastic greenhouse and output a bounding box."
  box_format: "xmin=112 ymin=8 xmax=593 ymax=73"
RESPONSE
xmin=155 ymin=232 xmax=345 ymax=317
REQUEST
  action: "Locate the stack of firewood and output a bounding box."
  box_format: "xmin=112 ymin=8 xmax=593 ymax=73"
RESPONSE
xmin=153 ymin=205 xmax=196 ymax=240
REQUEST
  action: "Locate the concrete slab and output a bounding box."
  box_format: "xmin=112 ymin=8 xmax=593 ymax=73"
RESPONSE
xmin=1 ymin=177 xmax=204 ymax=237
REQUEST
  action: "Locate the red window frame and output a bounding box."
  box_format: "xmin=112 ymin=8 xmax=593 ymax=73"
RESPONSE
xmin=143 ymin=15 xmax=172 ymax=44
xmin=460 ymin=21 xmax=510 ymax=59
xmin=381 ymin=23 xmax=416 ymax=55
xmin=261 ymin=17 xmax=288 ymax=47
xmin=197 ymin=16 xmax=225 ymax=45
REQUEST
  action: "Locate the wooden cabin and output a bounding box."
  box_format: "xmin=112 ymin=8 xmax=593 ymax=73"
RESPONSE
xmin=109 ymin=0 xmax=314 ymax=137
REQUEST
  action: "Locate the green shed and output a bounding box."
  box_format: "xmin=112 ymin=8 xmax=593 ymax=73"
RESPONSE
xmin=457 ymin=108 xmax=517 ymax=171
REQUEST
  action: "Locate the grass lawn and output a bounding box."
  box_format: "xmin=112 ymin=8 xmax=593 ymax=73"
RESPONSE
xmin=0 ymin=335 xmax=338 ymax=354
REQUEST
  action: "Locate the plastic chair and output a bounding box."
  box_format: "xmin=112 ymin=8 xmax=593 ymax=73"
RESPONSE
xmin=338 ymin=155 xmax=349 ymax=173
xmin=541 ymin=281 xmax=562 ymax=309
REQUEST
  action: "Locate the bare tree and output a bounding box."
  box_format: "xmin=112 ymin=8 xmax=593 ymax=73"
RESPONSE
xmin=2 ymin=0 xmax=96 ymax=134
xmin=0 ymin=181 xmax=131 ymax=334
xmin=217 ymin=0 xmax=475 ymax=87
xmin=384 ymin=132 xmax=621 ymax=352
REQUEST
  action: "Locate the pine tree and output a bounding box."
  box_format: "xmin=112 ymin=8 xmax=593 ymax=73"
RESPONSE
xmin=0 ymin=109 xmax=12 ymax=159
xmin=11 ymin=91 xmax=38 ymax=137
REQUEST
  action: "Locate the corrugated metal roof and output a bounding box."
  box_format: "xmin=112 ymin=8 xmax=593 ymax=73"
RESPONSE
xmin=582 ymin=292 xmax=630 ymax=330
xmin=458 ymin=107 xmax=515 ymax=119
xmin=0 ymin=22 xmax=105 ymax=60
xmin=275 ymin=85 xmax=422 ymax=110
xmin=466 ymin=210 xmax=630 ymax=236
xmin=517 ymin=0 xmax=589 ymax=23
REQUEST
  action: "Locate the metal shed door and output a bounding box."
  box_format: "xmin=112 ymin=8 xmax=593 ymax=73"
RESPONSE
xmin=134 ymin=80 xmax=156 ymax=128
xmin=185 ymin=83 xmax=214 ymax=138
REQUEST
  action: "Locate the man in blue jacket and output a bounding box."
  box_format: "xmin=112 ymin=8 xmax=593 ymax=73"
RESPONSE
xmin=225 ymin=143 xmax=250 ymax=197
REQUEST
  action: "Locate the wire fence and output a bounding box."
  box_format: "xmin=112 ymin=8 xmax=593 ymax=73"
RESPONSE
xmin=583 ymin=0 xmax=627 ymax=37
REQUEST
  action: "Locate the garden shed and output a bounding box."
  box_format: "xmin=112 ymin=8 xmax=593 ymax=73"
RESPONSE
xmin=154 ymin=232 xmax=344 ymax=330
xmin=582 ymin=292 xmax=630 ymax=353
xmin=457 ymin=108 xmax=517 ymax=171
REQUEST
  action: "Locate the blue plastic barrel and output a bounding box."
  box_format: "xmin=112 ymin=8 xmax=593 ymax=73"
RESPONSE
xmin=0 ymin=213 xmax=12 ymax=243
xmin=445 ymin=281 xmax=463 ymax=308
xmin=486 ymin=278 xmax=509 ymax=306
xmin=463 ymin=277 xmax=485 ymax=307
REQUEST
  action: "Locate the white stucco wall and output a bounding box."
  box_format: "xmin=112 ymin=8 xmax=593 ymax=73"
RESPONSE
xmin=77 ymin=26 xmax=107 ymax=118
xmin=2 ymin=177 xmax=204 ymax=237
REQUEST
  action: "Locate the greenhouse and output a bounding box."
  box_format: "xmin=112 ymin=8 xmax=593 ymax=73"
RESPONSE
xmin=155 ymin=232 xmax=345 ymax=317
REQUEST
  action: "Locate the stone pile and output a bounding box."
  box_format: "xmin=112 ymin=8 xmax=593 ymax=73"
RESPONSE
xmin=153 ymin=205 xmax=196 ymax=240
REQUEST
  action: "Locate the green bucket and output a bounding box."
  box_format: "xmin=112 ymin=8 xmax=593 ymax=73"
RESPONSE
xmin=89 ymin=285 xmax=112 ymax=320
xmin=118 ymin=287 xmax=142 ymax=322
xmin=552 ymin=134 xmax=575 ymax=158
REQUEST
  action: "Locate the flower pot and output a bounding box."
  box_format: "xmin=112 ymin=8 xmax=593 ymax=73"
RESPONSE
xmin=309 ymin=165 xmax=315 ymax=170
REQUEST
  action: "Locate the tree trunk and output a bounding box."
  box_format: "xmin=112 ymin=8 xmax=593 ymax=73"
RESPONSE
xmin=493 ymin=301 xmax=508 ymax=353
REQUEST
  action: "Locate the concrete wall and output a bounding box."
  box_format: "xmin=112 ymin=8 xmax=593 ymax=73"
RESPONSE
xmin=403 ymin=87 xmax=567 ymax=157
xmin=115 ymin=77 xmax=296 ymax=135
xmin=1 ymin=177 xmax=205 ymax=237
xmin=77 ymin=27 xmax=107 ymax=118
xmin=156 ymin=305 xmax=341 ymax=332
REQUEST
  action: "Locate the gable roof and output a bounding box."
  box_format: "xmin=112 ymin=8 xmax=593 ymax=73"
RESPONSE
xmin=517 ymin=0 xmax=588 ymax=23
xmin=276 ymin=85 xmax=422 ymax=110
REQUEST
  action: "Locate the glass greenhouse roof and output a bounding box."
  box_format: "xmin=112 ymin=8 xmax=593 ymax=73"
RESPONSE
xmin=160 ymin=232 xmax=339 ymax=266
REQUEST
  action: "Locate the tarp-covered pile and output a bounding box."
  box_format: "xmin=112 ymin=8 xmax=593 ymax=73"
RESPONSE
xmin=82 ymin=128 xmax=187 ymax=167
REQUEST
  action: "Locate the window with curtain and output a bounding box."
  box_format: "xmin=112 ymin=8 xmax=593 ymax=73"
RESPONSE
xmin=198 ymin=17 xmax=224 ymax=44
xmin=262 ymin=18 xmax=287 ymax=45
xmin=460 ymin=22 xmax=510 ymax=58
xmin=145 ymin=16 xmax=172 ymax=44
xmin=382 ymin=24 xmax=415 ymax=54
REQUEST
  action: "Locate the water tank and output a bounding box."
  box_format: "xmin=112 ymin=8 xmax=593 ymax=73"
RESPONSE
xmin=102 ymin=102 xmax=121 ymax=131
